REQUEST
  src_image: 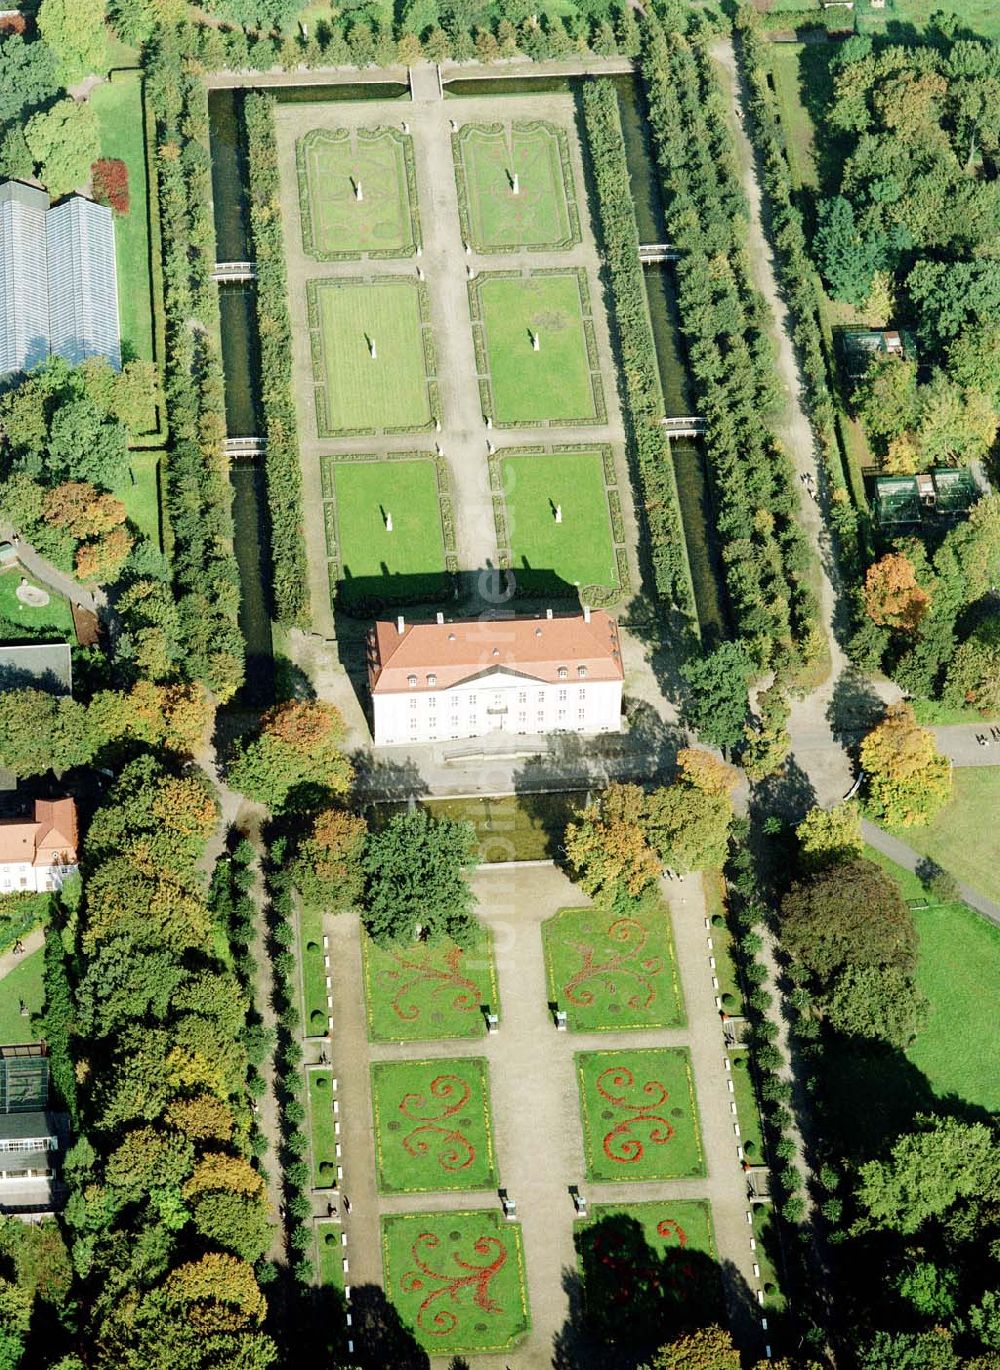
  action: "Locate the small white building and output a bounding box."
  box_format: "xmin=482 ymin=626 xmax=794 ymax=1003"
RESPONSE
xmin=0 ymin=799 xmax=78 ymax=895
xmin=367 ymin=609 xmax=624 ymax=747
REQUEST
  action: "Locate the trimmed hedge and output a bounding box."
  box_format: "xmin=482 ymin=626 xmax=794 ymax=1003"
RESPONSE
xmin=244 ymin=92 xmax=310 ymax=628
xmin=640 ymin=17 xmax=820 ymax=678
xmin=145 ymin=28 xmax=245 ymax=698
xmin=736 ymin=17 xmax=866 ymax=579
xmin=580 ymin=79 xmax=697 ymax=628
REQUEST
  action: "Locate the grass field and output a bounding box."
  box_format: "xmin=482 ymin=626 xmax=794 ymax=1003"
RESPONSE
xmin=90 ymin=77 xmax=157 ymax=379
xmin=298 ymin=126 xmax=418 ymax=258
xmin=372 ymin=792 xmax=580 ymax=863
xmin=314 ymin=1220 xmax=345 ymax=1289
xmin=361 ymin=927 xmax=499 ymax=1042
xmin=327 ymin=458 xmax=447 ymax=604
xmin=310 ymin=278 xmax=433 ymax=434
xmin=307 ymin=1067 xmax=339 ymax=1189
xmin=499 ymin=450 xmax=620 ymax=595
xmin=455 ymin=121 xmax=577 ymax=251
xmin=855 ymin=0 xmax=1000 ymax=36
xmin=887 ymin=768 xmax=1000 ymax=907
xmin=299 ymin=900 xmax=329 ymax=1036
xmin=381 ymin=1209 xmax=530 ymax=1354
xmin=475 ymin=273 xmax=598 ymax=425
xmin=0 ymin=570 xmax=74 ymax=640
xmin=543 ymin=896 xmax=684 ymax=1032
xmin=576 ymin=1048 xmax=705 ymax=1183
xmin=0 ymin=951 xmax=45 ymax=1046
xmin=371 ymin=1057 xmax=497 ymax=1194
xmin=865 ymin=845 xmax=1000 ymax=1113
xmin=730 ymin=1055 xmax=764 ymax=1159
xmin=767 ymin=44 xmax=819 ymax=192
xmin=575 ymin=1200 xmax=721 ymax=1343
xmin=114 ymin=453 xmax=161 ymax=550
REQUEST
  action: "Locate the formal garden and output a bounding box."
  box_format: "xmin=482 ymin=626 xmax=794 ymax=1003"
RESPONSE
xmin=380 ymin=1209 xmax=530 ymax=1355
xmin=371 ymin=1056 xmax=498 ymax=1194
xmin=471 ymin=270 xmax=604 ymax=427
xmin=453 ymin=120 xmax=580 ymax=252
xmin=320 ymin=452 xmax=454 ymax=607
xmin=542 ymin=898 xmax=684 ymax=1032
xmin=308 ymin=277 xmax=437 ymax=435
xmin=361 ymin=926 xmax=499 ymax=1043
xmin=576 ymin=1047 xmax=705 ymax=1182
xmin=297 ymin=125 xmax=420 ymax=259
xmin=493 ymin=446 xmax=628 ymax=602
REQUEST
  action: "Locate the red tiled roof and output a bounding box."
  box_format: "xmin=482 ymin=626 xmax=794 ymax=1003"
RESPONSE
xmin=0 ymin=799 xmax=77 ymax=868
xmin=368 ymin=612 xmax=624 ymax=694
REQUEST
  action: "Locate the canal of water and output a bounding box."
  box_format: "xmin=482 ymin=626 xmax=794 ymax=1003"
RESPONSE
xmin=206 ymin=72 xmax=729 ymax=696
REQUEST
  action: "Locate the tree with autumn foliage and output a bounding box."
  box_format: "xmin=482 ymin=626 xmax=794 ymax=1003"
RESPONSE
xmin=640 ymin=1323 xmax=740 ymax=1369
xmin=864 ymin=553 xmax=932 ymax=631
xmin=645 ymin=749 xmax=738 ymax=873
xmin=861 ymin=703 xmax=953 ymax=827
xmin=291 ymin=807 xmax=366 ymax=911
xmin=565 ymin=783 xmax=661 ymax=904
xmin=91 ymin=156 xmax=129 ymax=213
xmin=796 ymin=801 xmax=864 ymax=871
xmin=228 ymin=700 xmax=352 ymax=810
xmin=42 ymin=481 xmax=126 ymax=540
xmin=74 ymin=525 xmax=132 ymax=583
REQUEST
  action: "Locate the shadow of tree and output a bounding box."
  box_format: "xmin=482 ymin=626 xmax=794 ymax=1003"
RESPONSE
xmin=350 ymin=750 xmax=431 ymax=803
xmin=748 ymin=754 xmax=818 ymax=828
xmin=826 ymin=666 xmax=884 ymax=747
xmin=552 ymin=1214 xmax=756 ymax=1369
xmin=349 ymin=1283 xmax=429 ymax=1370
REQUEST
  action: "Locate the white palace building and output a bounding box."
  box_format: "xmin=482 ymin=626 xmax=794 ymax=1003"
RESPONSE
xmin=367 ymin=609 xmax=624 ymax=747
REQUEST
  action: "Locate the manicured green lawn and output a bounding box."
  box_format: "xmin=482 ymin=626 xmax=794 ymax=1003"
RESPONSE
xmin=361 ymin=927 xmax=499 ymax=1043
xmin=114 ymin=453 xmax=161 ymax=550
xmin=307 ymin=1067 xmax=338 ymax=1189
xmin=455 ymin=121 xmax=577 ymax=251
xmin=298 ymin=126 xmax=417 ymax=257
xmin=856 ymin=0 xmax=1000 ymax=36
xmin=314 ymin=1219 xmax=345 ymax=1289
xmin=299 ymin=900 xmax=329 ymax=1036
xmin=887 ymin=768 xmax=1000 ymax=907
xmin=576 ymin=1048 xmax=705 ymax=1182
xmin=327 ymin=459 xmax=447 ymax=604
xmin=0 ymin=951 xmax=45 ymax=1047
xmin=729 ymin=1055 xmax=764 ymax=1160
xmin=575 ymin=1200 xmax=722 ymax=1343
xmin=371 ymin=1057 xmax=497 ymax=1194
xmin=90 ymin=77 xmax=157 ymax=375
xmin=310 ymin=279 xmax=433 ymax=434
xmin=372 ymin=792 xmax=580 ymax=862
xmin=543 ymin=895 xmax=684 ymax=1032
xmin=0 ymin=570 xmax=74 ymax=639
xmin=499 ymin=450 xmax=619 ymax=594
xmin=767 ymin=44 xmax=819 ymax=192
xmin=381 ymin=1209 xmax=530 ymax=1354
xmin=475 ymin=273 xmax=599 ymax=425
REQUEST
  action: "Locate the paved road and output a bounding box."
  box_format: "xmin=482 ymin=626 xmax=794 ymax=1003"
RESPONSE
xmin=861 ymin=819 xmax=1000 ymax=927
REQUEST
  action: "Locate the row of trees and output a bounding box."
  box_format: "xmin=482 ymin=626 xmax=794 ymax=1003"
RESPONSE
xmin=62 ymin=755 xmax=277 ymax=1367
xmin=144 ymin=27 xmax=245 ymax=701
xmin=242 ymin=91 xmax=309 ymax=628
xmin=641 ymin=16 xmax=820 ymax=681
xmin=778 ymin=799 xmax=1000 ymax=1366
xmin=856 ymin=492 xmax=1000 ymax=708
xmin=580 ymin=77 xmax=697 ymax=629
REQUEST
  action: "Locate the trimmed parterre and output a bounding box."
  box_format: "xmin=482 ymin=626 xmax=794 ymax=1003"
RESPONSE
xmin=297 ymin=125 xmax=420 ymax=260
xmin=453 ymin=119 xmax=580 ymax=252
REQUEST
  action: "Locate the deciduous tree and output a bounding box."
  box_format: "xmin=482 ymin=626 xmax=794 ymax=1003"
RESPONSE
xmin=228 ymin=700 xmax=352 ymax=810
xmin=860 ymin=703 xmax=952 ymax=826
xmin=781 ymin=856 xmax=916 ymax=982
xmin=856 ymin=1116 xmax=1000 ymax=1234
xmin=24 ymin=98 xmax=100 ymax=199
xmin=362 ymin=809 xmax=478 ymax=947
xmin=681 ymin=642 xmax=753 ymax=752
xmin=37 ymin=0 xmax=106 ymax=82
xmin=824 ymin=963 xmax=928 ymax=1047
xmin=291 ymin=807 xmax=366 ymax=911
xmin=863 ymin=553 xmax=931 ymax=631
xmin=640 ymin=1323 xmax=740 ymax=1369
xmin=565 ymin=783 xmax=660 ymax=901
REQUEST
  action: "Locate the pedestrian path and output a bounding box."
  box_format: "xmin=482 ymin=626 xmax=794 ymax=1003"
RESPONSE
xmin=862 ymin=819 xmax=1000 ymax=928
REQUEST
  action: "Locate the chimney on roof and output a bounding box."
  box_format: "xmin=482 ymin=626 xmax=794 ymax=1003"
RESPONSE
xmin=583 ymin=605 xmax=591 ymax=623
xmin=436 ymin=612 xmax=444 ymax=625
xmin=546 ymin=608 xmax=553 ymax=620
xmin=396 ymin=615 xmax=405 ymax=635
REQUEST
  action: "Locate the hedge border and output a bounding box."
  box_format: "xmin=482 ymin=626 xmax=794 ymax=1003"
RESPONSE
xmin=296 ymin=124 xmax=421 ymax=261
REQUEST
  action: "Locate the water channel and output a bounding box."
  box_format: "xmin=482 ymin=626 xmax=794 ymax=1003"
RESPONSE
xmin=207 ymin=72 xmax=729 ymax=696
